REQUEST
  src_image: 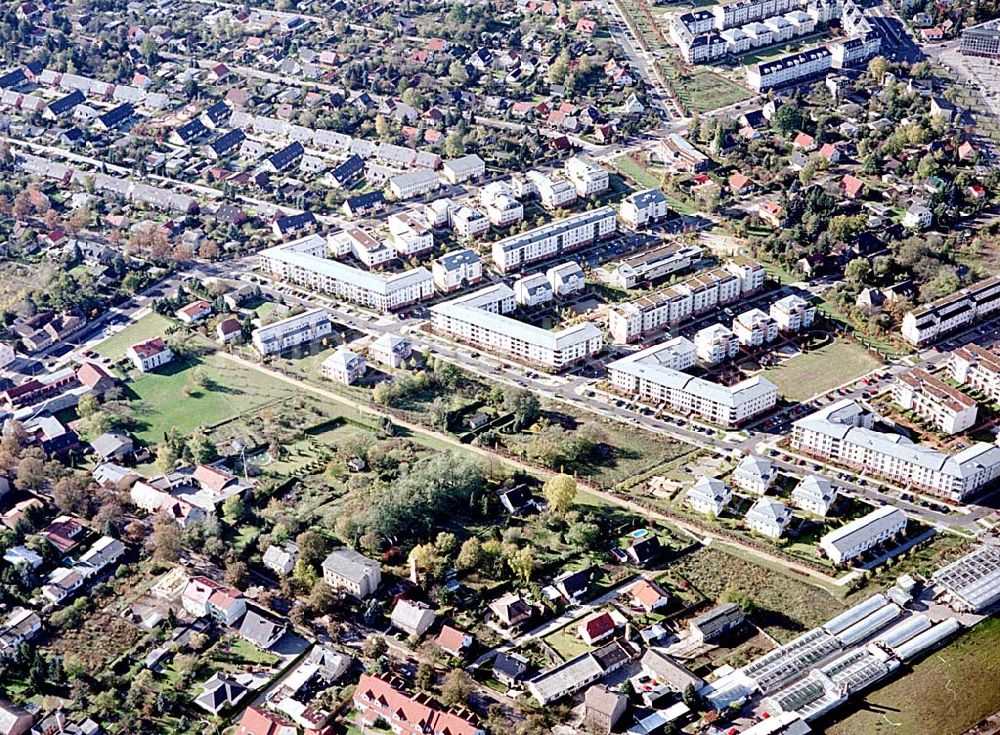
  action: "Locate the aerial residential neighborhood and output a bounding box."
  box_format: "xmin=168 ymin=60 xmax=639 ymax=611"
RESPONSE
xmin=2 ymin=0 xmax=1000 ymax=734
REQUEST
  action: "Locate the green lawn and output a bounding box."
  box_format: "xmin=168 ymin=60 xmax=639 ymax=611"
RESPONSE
xmin=93 ymin=312 xmax=174 ymax=361
xmin=544 ymin=623 xmax=596 ymax=661
xmin=126 ymin=353 xmax=300 ymax=442
xmin=611 ymin=155 xmax=660 ymax=189
xmin=658 ymin=58 xmax=754 ymax=114
xmin=762 ymin=339 xmax=883 ymax=402
xmin=825 ymin=617 xmax=1000 ymax=735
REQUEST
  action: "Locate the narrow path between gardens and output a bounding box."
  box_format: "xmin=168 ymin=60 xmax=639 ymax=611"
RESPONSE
xmin=215 ymin=351 xmax=855 ymax=593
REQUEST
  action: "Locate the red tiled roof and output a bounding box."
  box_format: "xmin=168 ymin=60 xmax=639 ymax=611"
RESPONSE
xmin=236 ymin=706 xmax=296 ymax=735
xmin=353 ymin=675 xmax=481 ymax=735
xmin=435 ymin=625 xmax=469 ymax=654
xmin=193 ymin=464 xmax=236 ymax=493
xmin=582 ymin=611 xmax=615 ymax=639
xmin=130 ymin=337 xmax=168 ymax=359
xmin=793 ymin=132 xmax=815 ymax=148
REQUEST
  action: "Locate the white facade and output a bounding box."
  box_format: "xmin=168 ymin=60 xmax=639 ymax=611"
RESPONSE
xmin=526 ymin=170 xmax=578 ymax=209
xmin=901 ymin=276 xmax=1000 ymax=346
xmin=452 ymin=206 xmax=490 ymax=239
xmin=792 ymin=399 xmax=1000 ymax=501
xmin=514 ymin=273 xmax=554 ymax=307
xmin=321 ymin=348 xmax=366 ymax=385
xmin=127 ymin=337 xmax=174 ymax=372
xmin=950 ymin=343 xmax=1000 ymax=403
xmin=892 ymin=367 xmax=978 ymax=435
xmin=619 ymin=189 xmax=671 ymax=229
xmin=331 ymin=228 xmax=394 ymax=268
xmin=492 ymin=207 xmax=616 ymax=274
xmin=608 ymin=341 xmax=778 ymax=426
xmin=547 ymin=262 xmax=586 ymax=296
xmin=731 ymin=455 xmax=777 ymax=495
xmin=259 ymin=235 xmax=434 ymax=313
xmin=792 ymin=476 xmax=838 ymax=516
xmin=745 ymin=497 xmax=793 ymax=538
xmin=432 ymin=248 xmax=483 ymax=293
xmin=430 ymin=284 xmax=603 ymax=370
xmin=820 ymin=505 xmax=906 ymax=564
xmin=442 ymin=154 xmax=485 ymax=184
xmin=770 ymin=294 xmax=816 ymax=332
xmin=566 ymin=157 xmax=610 ymax=197
xmin=389 ymin=170 xmax=441 ymax=200
xmin=252 ymin=307 xmax=333 ymax=356
xmin=687 ymin=476 xmax=733 ymax=516
xmin=322 ymin=548 xmax=381 ymax=598
xmin=387 ymin=211 xmax=435 ymax=256
xmin=480 ymin=181 xmax=524 ymax=227
xmin=368 ymin=333 xmax=412 ymax=368
xmin=733 ymin=308 xmax=779 ymax=347
xmin=694 ymin=323 xmax=740 ymax=364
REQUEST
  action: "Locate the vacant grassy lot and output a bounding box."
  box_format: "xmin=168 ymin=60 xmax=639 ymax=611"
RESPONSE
xmin=664 ymin=547 xmax=845 ymax=642
xmin=825 ymin=617 xmax=1000 ymax=735
xmin=762 ymin=339 xmax=882 ymax=402
xmin=544 ymin=623 xmax=595 ymax=661
xmin=611 ymin=155 xmax=660 ymax=189
xmin=93 ymin=312 xmax=174 ymax=360
xmin=127 ymin=353 xmax=301 ymax=442
xmin=659 ymin=58 xmax=753 ymax=114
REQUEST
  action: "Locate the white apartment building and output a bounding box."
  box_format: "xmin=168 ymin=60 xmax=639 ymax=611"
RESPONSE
xmin=259 ymin=235 xmax=434 ymax=313
xmin=892 ymin=367 xmax=978 ymax=435
xmin=725 ymin=258 xmax=767 ymax=294
xmin=422 ymin=198 xmax=454 ymax=228
xmin=547 ymin=262 xmax=586 ymax=296
xmin=792 ymin=476 xmax=838 ymax=517
xmin=732 ymin=454 xmax=777 ymax=495
xmin=452 ymin=205 xmax=491 ymax=239
xmin=687 ymin=476 xmax=733 ymax=516
xmin=791 ymin=399 xmax=1000 ymax=501
xmin=608 ymin=341 xmax=778 ymax=426
xmin=368 ymin=333 xmax=412 ymax=369
xmin=694 ymin=323 xmax=740 ymax=364
xmin=331 ymin=228 xmax=394 ymax=268
xmin=747 ymin=46 xmax=832 ymax=92
xmin=429 ymin=284 xmax=603 ymax=370
xmin=480 ymin=180 xmax=524 ymax=227
xmin=612 ymin=243 xmax=703 ymax=289
xmin=252 ymin=307 xmax=332 ymax=356
xmin=619 ymin=189 xmax=671 ymax=229
xmin=432 ymin=248 xmax=482 ymax=293
xmin=950 ymin=343 xmax=1000 ymax=403
xmin=820 ymin=505 xmax=907 ymax=564
xmin=388 ymin=170 xmax=441 ymax=200
xmin=322 ymin=547 xmax=381 ymax=598
xmin=387 ymin=211 xmax=434 ymax=257
xmin=733 ymin=308 xmax=779 ymax=347
xmin=902 ymin=275 xmax=1000 ymax=346
xmin=492 ymin=206 xmax=617 ymax=274
xmin=514 ymin=273 xmax=554 ymax=307
xmin=127 ymin=337 xmax=174 ymax=372
xmin=608 ymin=260 xmax=764 ymax=343
xmin=525 ymin=170 xmax=578 ymax=209
xmin=770 ymin=294 xmax=816 ymax=332
xmin=745 ymin=497 xmax=793 ymax=539
xmin=321 ymin=348 xmax=366 ymax=385
xmin=566 ymin=156 xmax=610 ymax=197
xmin=442 ymin=153 xmax=485 ymax=185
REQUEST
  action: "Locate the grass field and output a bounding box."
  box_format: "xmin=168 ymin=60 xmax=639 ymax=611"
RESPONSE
xmin=825 ymin=616 xmax=1000 ymax=735
xmin=659 ymin=58 xmax=753 ymax=114
xmin=127 ymin=353 xmax=301 ymax=442
xmin=611 ymin=155 xmax=660 ymax=189
xmin=93 ymin=312 xmax=174 ymax=360
xmin=762 ymin=339 xmax=882 ymax=402
xmin=664 ymin=547 xmax=845 ymax=642
xmin=544 ymin=623 xmax=596 ymax=660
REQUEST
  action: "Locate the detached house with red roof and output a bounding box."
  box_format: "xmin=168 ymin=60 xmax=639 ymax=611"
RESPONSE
xmin=352 ymin=675 xmax=484 ymax=735
xmin=792 ymin=132 xmax=816 ymax=150
xmin=236 ymin=706 xmax=297 ymax=735
xmin=578 ymin=611 xmax=617 ymax=645
xmin=627 ymin=579 xmax=670 ymax=613
xmin=818 ymin=142 xmax=841 ymax=164
xmin=176 ymin=300 xmax=213 ymax=324
xmin=127 ymin=336 xmax=174 ymax=372
xmin=182 ymin=576 xmax=247 ymax=625
xmin=435 ymin=625 xmax=473 ymax=658
xmin=728 ymin=172 xmax=752 ymax=195
xmin=840 ymin=174 xmax=864 ymax=201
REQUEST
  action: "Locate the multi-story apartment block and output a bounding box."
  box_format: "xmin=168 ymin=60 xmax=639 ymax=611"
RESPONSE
xmin=452 ymin=205 xmax=491 ymax=239
xmin=492 ymin=207 xmax=616 ymax=274
xmin=608 ymin=341 xmax=778 ymax=426
xmin=368 ymin=333 xmax=412 ymax=369
xmin=387 ymin=211 xmax=435 ymax=257
xmin=747 ymin=46 xmax=832 ymax=92
xmin=527 ymin=170 xmax=578 ymax=209
xmin=432 ymin=248 xmax=483 ymax=293
xmin=430 ymin=284 xmax=603 ymax=370
xmin=514 ymin=273 xmax=554 ymax=307
xmin=733 ymin=308 xmax=779 ymax=347
xmin=770 ymin=294 xmax=816 ymax=332
xmin=612 ymin=243 xmax=703 ymax=289
xmin=259 ymin=235 xmax=434 ymax=313
xmin=791 ymin=399 xmax=1000 ymax=501
xmin=694 ymin=323 xmax=740 ymax=364
xmin=321 ymin=348 xmax=366 ymax=385
xmin=547 ymin=262 xmax=586 ymax=296
xmin=608 ymin=259 xmax=765 ymax=343
xmin=687 ymin=476 xmax=733 ymax=516
xmin=251 ymin=307 xmax=332 ymax=356
xmin=892 ymin=368 xmax=978 ymax=435
xmin=950 ymin=343 xmax=1000 ymax=402
xmin=330 ymin=228 xmax=394 ymax=268
xmin=619 ymin=189 xmax=672 ymax=229
xmin=388 ymin=170 xmax=441 ymax=200
xmin=902 ymin=275 xmax=1000 ymax=346
xmin=566 ymin=156 xmax=610 ymax=197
